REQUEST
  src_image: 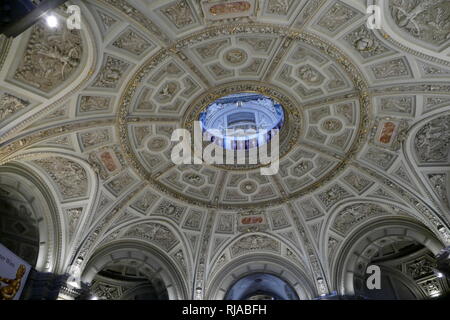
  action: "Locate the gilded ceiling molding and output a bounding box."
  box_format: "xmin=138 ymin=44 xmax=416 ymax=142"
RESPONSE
xmin=301 ymin=91 xmax=360 ymax=110
xmin=370 ymin=83 xmax=450 ymax=96
xmin=377 ymin=31 xmax=450 ymax=68
xmin=262 ymin=0 xmax=331 ymax=82
xmin=170 ymin=50 xmax=212 ymax=87
xmin=192 ymin=210 xmax=216 ymax=300
xmin=269 ymin=172 xmax=289 ymax=199
xmin=286 ymin=201 xmax=329 ymax=296
xmin=126 ymin=116 xmax=182 ymax=123
xmin=300 ymin=140 xmax=346 ymax=160
xmin=116 ymin=23 xmax=372 ymax=209
xmin=96 ymin=0 xmax=171 ymax=45
xmin=209 ymin=171 xmax=228 ymax=207
xmin=262 ymin=36 xmax=294 ymax=82
xmin=71 ymin=182 xmax=146 ymax=269
xmin=292 ymin=0 xmax=328 ymax=30
xmin=0 ymin=118 xmax=115 ymax=164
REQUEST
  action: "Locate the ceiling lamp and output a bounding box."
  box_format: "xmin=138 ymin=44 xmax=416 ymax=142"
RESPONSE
xmin=0 ymin=0 xmax=68 ymax=37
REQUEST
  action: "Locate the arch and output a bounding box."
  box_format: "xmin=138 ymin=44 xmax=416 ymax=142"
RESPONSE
xmin=408 ymin=112 xmax=450 ymax=167
xmin=9 ymin=151 xmax=100 ymax=272
xmin=332 ymin=217 xmax=444 ymax=296
xmin=225 ymin=272 xmax=299 ymax=300
xmin=206 ymin=253 xmax=316 ymax=300
xmin=97 ymin=216 xmax=194 ymax=279
xmin=81 ymin=240 xmax=189 ymax=300
xmin=321 ymin=198 xmax=448 ymax=266
xmin=209 ymin=231 xmax=307 ymax=268
xmin=363 ymin=265 xmax=428 ymax=300
xmin=403 ymin=111 xmax=450 ymax=231
xmin=403 ymin=111 xmax=450 ymax=186
xmin=0 ymin=162 xmax=62 ymax=272
xmin=380 ymin=0 xmax=450 ymax=55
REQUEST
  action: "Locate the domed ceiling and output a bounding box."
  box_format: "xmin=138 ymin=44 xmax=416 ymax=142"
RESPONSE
xmin=0 ymin=0 xmax=449 ymax=299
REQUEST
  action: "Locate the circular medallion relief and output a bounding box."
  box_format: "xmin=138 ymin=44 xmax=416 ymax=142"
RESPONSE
xmin=147 ymin=136 xmax=169 ymax=152
xmin=354 ymin=38 xmax=375 ymax=52
xmin=240 ymin=180 xmax=257 ymax=194
xmin=297 ymin=65 xmax=324 ymax=85
xmin=223 ymin=48 xmax=248 ymax=66
xmin=182 ymin=172 xmax=205 ymax=187
xmin=321 ymin=118 xmax=344 ymax=134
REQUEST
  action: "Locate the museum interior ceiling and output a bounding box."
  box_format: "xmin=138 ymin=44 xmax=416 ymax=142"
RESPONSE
xmin=0 ymin=0 xmax=450 ymax=300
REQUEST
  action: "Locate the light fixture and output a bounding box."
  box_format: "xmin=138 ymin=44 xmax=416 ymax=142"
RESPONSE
xmin=66 ymin=280 xmax=81 ymax=289
xmin=46 ymin=14 xmax=58 ymax=28
xmin=90 ymin=295 xmax=99 ymax=300
xmin=433 ymin=268 xmax=445 ymax=279
xmin=430 ymin=292 xmax=441 ymax=298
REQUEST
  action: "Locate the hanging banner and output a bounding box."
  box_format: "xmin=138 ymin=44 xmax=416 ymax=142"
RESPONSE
xmin=0 ymin=243 xmax=31 ymax=300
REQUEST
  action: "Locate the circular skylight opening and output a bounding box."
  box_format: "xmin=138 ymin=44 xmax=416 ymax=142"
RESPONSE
xmin=199 ymin=92 xmax=285 ymax=150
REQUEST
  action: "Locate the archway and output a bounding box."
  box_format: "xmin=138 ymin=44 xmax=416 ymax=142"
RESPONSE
xmin=225 ymin=273 xmax=299 ymax=300
xmin=81 ymin=241 xmax=188 ymax=300
xmin=206 ymin=254 xmax=316 ymax=300
xmin=89 ymin=260 xmax=169 ymax=300
xmin=333 ymin=218 xmax=448 ymax=299
xmin=0 ymin=163 xmax=61 ymax=272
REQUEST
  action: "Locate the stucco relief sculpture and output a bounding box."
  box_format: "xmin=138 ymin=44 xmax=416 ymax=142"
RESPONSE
xmin=415 ymin=115 xmax=450 ymax=164
xmin=390 ymin=0 xmax=450 ymax=47
xmin=14 ymin=22 xmax=82 ymax=93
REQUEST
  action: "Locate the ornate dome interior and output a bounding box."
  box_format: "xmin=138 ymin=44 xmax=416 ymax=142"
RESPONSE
xmin=0 ymin=0 xmax=450 ymax=300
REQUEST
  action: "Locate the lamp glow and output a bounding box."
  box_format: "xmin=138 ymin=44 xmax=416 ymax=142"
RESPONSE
xmin=46 ymin=15 xmax=59 ymax=28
